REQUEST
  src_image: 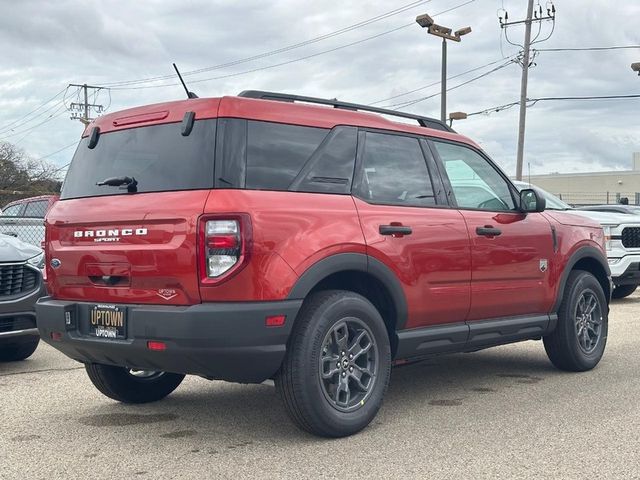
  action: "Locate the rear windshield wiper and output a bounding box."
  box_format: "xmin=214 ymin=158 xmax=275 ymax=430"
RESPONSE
xmin=96 ymin=176 xmax=138 ymax=193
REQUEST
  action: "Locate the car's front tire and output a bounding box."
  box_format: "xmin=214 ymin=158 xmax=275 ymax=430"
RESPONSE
xmin=85 ymin=364 xmax=185 ymax=403
xmin=276 ymin=290 xmax=391 ymax=438
xmin=544 ymin=270 xmax=608 ymax=372
xmin=0 ymin=336 xmax=39 ymax=362
xmin=611 ymin=284 xmax=637 ymax=299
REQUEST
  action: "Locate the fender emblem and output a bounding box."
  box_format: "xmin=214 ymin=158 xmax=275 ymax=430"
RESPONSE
xmin=539 ymin=259 xmax=548 ymax=272
xmin=50 ymin=258 xmax=61 ymax=269
xmin=157 ymin=289 xmax=178 ymax=301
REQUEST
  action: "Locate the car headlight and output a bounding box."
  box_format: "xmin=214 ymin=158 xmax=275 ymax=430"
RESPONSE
xmin=27 ymin=251 xmax=45 ymax=270
xmin=601 ymin=225 xmax=618 ymax=252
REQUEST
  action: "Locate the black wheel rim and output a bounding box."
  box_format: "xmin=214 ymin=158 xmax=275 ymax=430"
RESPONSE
xmin=318 ymin=317 xmax=379 ymax=412
xmin=574 ymin=289 xmax=603 ymax=354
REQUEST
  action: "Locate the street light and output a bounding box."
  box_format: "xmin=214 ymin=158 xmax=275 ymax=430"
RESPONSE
xmin=632 ymin=63 xmax=640 ymax=75
xmin=416 ymin=13 xmax=471 ymax=123
xmin=448 ymin=111 xmax=468 ymax=127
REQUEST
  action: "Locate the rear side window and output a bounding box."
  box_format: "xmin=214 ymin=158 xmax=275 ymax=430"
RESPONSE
xmin=61 ymin=120 xmax=216 ymax=199
xmin=215 ymin=120 xmax=356 ymax=194
xmin=354 ymin=132 xmax=437 ymax=207
xmin=23 ymin=200 xmax=48 ymax=218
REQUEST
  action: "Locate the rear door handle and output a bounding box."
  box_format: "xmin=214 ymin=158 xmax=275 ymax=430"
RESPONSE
xmin=476 ymin=225 xmax=502 ymax=237
xmin=379 ymin=225 xmax=412 ymax=236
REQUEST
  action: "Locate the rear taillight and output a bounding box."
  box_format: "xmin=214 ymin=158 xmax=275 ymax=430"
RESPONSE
xmin=199 ymin=215 xmax=251 ymax=284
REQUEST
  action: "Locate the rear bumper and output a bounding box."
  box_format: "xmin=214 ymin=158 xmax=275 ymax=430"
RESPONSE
xmin=36 ymin=297 xmax=302 ymax=383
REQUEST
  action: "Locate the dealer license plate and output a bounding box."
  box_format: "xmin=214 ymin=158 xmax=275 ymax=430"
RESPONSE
xmin=88 ymin=304 xmax=127 ymax=339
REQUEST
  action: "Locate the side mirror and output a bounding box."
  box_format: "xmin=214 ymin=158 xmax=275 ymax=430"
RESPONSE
xmin=520 ymin=188 xmax=545 ymax=213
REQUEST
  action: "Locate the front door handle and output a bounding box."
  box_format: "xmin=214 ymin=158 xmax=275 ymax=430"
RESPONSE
xmin=379 ymin=225 xmax=412 ymax=236
xmin=476 ymin=225 xmax=502 ymax=237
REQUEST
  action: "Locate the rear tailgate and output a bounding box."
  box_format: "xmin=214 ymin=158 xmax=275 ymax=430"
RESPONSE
xmin=46 ymin=191 xmax=209 ymax=306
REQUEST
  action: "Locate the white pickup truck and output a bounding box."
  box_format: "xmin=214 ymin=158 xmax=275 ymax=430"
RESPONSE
xmin=0 ymin=195 xmax=58 ymax=247
xmin=514 ymin=181 xmax=640 ymax=299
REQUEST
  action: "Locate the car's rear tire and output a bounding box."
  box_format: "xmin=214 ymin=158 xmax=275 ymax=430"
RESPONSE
xmin=85 ymin=364 xmax=185 ymax=403
xmin=0 ymin=337 xmax=39 ymax=362
xmin=611 ymin=284 xmax=637 ymax=299
xmin=544 ymin=270 xmax=608 ymax=372
xmin=276 ymin=290 xmax=391 ymax=438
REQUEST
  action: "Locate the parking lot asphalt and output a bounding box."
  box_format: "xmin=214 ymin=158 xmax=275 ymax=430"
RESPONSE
xmin=2 ymin=295 xmax=639 ymax=480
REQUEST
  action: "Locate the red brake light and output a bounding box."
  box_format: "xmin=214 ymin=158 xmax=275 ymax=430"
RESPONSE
xmin=198 ymin=215 xmax=252 ymax=285
xmin=207 ymin=234 xmax=239 ymax=250
xmin=265 ymin=315 xmax=286 ymax=327
xmin=147 ymin=341 xmax=167 ymax=351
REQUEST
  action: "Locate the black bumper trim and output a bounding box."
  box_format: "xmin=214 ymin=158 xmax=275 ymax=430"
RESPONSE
xmin=36 ymin=297 xmax=302 ymax=383
xmin=614 ymin=262 xmax=640 ymax=286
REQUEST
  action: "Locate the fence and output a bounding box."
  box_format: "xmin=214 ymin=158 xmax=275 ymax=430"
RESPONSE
xmin=0 ymin=190 xmax=58 ymax=248
xmin=553 ymin=192 xmax=640 ymax=207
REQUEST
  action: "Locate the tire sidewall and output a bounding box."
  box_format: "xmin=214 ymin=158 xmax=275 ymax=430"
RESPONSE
xmin=297 ymin=293 xmax=391 ymax=435
xmin=561 ymin=272 xmax=608 ymax=369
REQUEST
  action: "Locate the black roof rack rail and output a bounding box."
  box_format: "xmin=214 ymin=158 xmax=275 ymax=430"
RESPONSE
xmin=237 ymin=90 xmax=454 ymax=133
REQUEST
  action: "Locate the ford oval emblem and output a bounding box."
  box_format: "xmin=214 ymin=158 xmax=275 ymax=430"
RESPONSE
xmin=50 ymin=258 xmax=61 ymax=269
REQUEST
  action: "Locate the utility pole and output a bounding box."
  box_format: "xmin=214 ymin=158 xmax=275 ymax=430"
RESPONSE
xmin=499 ymin=1 xmax=556 ymax=180
xmin=514 ymin=0 xmax=534 ymax=182
xmin=416 ymin=14 xmax=471 ymax=123
xmin=67 ymin=84 xmax=105 ymax=125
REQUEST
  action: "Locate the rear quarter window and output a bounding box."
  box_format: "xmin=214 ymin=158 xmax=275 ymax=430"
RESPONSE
xmin=23 ymin=200 xmax=49 ymax=218
xmin=215 ymin=120 xmax=356 ymax=194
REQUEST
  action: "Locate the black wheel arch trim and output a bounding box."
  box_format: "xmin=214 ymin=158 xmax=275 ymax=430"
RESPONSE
xmin=287 ymin=253 xmax=409 ymax=330
xmin=553 ymin=246 xmax=611 ymax=313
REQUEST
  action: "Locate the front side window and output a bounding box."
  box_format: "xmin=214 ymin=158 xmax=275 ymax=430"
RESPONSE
xmin=433 ymin=141 xmax=515 ymax=211
xmin=1 ymin=204 xmax=22 ymax=217
xmin=354 ymin=132 xmax=436 ymax=207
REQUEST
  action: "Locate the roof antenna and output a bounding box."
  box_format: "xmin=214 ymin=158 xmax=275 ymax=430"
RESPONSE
xmin=173 ymin=63 xmax=198 ymax=99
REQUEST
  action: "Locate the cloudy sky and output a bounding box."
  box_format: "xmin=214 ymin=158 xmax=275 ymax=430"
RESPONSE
xmin=0 ymin=0 xmax=638 ymax=178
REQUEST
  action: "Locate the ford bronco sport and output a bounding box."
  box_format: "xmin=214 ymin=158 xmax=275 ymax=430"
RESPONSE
xmin=36 ymin=91 xmax=611 ymax=437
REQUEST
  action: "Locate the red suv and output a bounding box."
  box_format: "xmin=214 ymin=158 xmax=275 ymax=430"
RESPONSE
xmin=37 ymin=91 xmax=611 ymax=437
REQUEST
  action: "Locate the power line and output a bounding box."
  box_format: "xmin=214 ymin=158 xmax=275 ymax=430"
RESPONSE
xmin=370 ymin=56 xmax=516 ymax=105
xmin=0 ymin=106 xmax=68 ymax=142
xmin=33 ymin=141 xmax=78 ymax=162
xmin=467 ymin=93 xmax=640 ymax=117
xmin=110 ymin=0 xmax=477 ymax=91
xmin=102 ymin=0 xmax=433 ymax=88
xmin=0 ymin=87 xmax=67 ymax=133
xmin=382 ymin=59 xmax=516 ymax=109
xmin=535 ymin=45 xmax=640 ymax=52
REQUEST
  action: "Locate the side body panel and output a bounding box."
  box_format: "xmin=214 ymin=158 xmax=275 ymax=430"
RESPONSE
xmin=199 ymin=190 xmax=365 ymax=302
xmin=460 ymin=210 xmax=557 ymax=319
xmin=353 ymin=197 xmax=471 ymax=329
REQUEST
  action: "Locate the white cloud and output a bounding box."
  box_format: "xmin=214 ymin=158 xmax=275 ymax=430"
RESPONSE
xmin=0 ymin=0 xmax=638 ymax=175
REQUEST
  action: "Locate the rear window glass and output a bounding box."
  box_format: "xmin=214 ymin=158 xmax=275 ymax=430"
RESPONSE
xmin=61 ymin=120 xmax=216 ymax=199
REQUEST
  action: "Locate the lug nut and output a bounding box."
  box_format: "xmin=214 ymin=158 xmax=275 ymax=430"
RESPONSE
xmin=349 ymin=366 xmax=354 ymax=372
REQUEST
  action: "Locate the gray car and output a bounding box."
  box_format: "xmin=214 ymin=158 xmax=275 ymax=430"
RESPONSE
xmin=0 ymin=234 xmax=45 ymax=361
